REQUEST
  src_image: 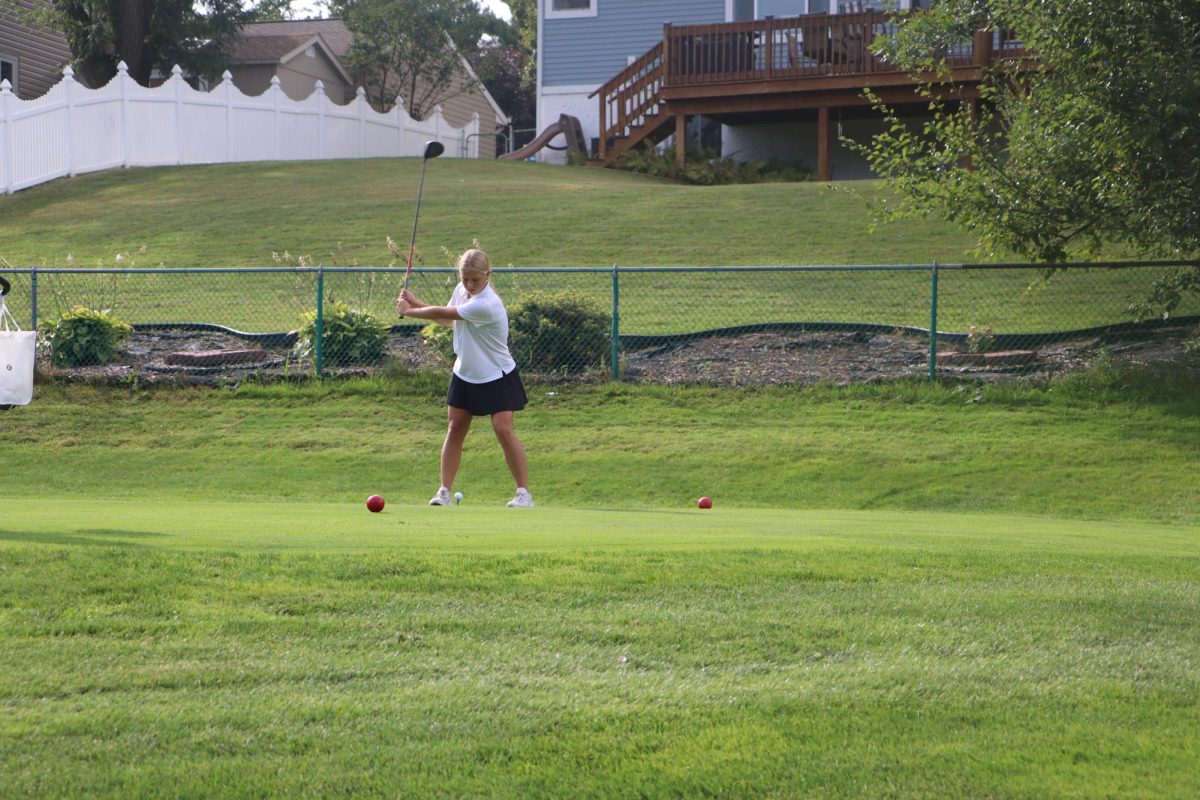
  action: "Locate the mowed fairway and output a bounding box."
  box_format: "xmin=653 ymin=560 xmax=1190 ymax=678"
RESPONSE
xmin=3 ymin=495 xmax=1199 ymax=796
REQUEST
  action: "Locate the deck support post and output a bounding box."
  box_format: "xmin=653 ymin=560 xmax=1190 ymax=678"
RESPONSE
xmin=675 ymin=114 xmax=686 ymax=169
xmin=817 ymin=106 xmax=830 ymax=181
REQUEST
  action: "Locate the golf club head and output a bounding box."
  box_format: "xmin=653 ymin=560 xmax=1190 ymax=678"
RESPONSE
xmin=423 ymin=140 xmax=445 ymax=160
xmin=0 ymin=275 xmax=10 ymax=296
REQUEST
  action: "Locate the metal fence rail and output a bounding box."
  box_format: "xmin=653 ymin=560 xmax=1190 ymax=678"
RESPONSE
xmin=1 ymin=261 xmax=1196 ymax=385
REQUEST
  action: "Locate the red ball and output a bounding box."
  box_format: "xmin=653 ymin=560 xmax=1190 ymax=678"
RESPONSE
xmin=697 ymin=496 xmax=713 ymax=509
xmin=366 ymin=494 xmax=385 ymax=513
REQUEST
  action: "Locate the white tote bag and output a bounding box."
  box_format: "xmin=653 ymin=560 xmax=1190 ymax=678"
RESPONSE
xmin=0 ymin=296 xmax=35 ymax=406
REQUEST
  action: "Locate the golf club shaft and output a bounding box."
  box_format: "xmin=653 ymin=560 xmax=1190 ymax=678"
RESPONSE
xmin=402 ymin=158 xmax=431 ymax=294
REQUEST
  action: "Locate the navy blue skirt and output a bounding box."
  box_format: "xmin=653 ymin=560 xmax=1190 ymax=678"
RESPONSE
xmin=447 ymin=368 xmax=528 ymax=416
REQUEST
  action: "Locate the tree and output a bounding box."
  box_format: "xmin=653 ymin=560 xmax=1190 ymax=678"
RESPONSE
xmin=858 ymin=0 xmax=1200 ymax=311
xmin=503 ymin=0 xmax=536 ymax=87
xmin=17 ymin=0 xmax=275 ymax=88
xmin=472 ymin=42 xmax=533 ymax=130
xmin=329 ymin=0 xmax=496 ymax=119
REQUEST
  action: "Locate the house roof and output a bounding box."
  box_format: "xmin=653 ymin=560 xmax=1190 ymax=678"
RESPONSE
xmin=239 ymin=20 xmax=355 ymax=58
xmin=229 ymin=34 xmax=320 ymax=63
xmin=226 ymin=30 xmax=354 ymax=88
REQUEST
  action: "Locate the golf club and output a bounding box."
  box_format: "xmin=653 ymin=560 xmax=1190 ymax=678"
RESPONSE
xmin=402 ymin=140 xmax=445 ymax=294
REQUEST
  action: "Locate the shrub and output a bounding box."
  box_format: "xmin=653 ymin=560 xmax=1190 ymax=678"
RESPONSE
xmin=966 ymin=324 xmax=997 ymax=354
xmin=41 ymin=306 xmax=132 ymax=367
xmin=508 ymin=291 xmax=610 ymax=374
xmin=420 ymin=322 xmax=455 ymax=364
xmin=614 ymin=145 xmax=813 ymax=185
xmin=295 ymin=302 xmax=389 ymax=365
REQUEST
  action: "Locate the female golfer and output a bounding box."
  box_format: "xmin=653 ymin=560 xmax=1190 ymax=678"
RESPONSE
xmin=396 ymin=248 xmax=533 ymax=508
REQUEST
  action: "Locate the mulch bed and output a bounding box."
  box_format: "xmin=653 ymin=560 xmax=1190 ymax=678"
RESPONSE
xmin=621 ymin=327 xmax=1195 ymax=386
xmin=37 ymin=325 xmax=1197 ymax=388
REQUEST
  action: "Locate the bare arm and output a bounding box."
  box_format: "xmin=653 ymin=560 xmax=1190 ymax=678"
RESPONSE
xmin=397 ymin=289 xmax=460 ymax=326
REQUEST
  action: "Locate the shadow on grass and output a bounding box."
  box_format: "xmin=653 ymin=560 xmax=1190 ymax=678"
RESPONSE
xmin=0 ymin=529 xmax=165 ymax=547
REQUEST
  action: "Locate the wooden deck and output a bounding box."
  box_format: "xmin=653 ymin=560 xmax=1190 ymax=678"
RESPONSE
xmin=591 ymin=11 xmax=1026 ymax=179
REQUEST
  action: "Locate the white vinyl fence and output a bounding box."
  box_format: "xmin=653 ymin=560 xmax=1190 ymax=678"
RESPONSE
xmin=0 ymin=62 xmax=481 ymax=194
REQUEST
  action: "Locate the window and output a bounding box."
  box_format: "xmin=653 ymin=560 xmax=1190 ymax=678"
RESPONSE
xmin=546 ymin=0 xmax=596 ymax=19
xmin=1 ymin=56 xmax=16 ymax=94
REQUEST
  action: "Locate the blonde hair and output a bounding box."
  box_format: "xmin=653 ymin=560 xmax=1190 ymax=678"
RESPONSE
xmin=457 ymin=248 xmax=490 ymax=275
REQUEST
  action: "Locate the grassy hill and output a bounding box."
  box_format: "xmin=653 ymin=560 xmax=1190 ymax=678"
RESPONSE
xmin=0 ymin=159 xmax=983 ymax=268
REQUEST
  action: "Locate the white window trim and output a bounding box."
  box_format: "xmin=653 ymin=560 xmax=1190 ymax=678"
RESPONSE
xmin=545 ymin=0 xmax=597 ymax=20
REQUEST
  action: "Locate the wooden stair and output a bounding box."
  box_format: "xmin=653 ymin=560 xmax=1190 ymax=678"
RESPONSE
xmin=607 ymin=110 xmax=674 ymax=160
xmin=590 ymin=42 xmax=672 ymax=165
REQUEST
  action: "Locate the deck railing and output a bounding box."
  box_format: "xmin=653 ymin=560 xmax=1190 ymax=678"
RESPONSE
xmin=590 ymin=41 xmax=665 ymax=160
xmin=593 ymin=11 xmax=1026 ymax=162
xmin=664 ymin=11 xmax=1024 ymax=86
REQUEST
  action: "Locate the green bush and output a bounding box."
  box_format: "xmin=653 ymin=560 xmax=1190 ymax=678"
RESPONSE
xmin=420 ymin=322 xmax=455 ymax=364
xmin=295 ymin=302 xmax=389 ymax=365
xmin=614 ymin=145 xmax=813 ymax=185
xmin=508 ymin=291 xmax=610 ymax=374
xmin=41 ymin=306 xmax=133 ymax=367
xmin=966 ymin=324 xmax=997 ymax=354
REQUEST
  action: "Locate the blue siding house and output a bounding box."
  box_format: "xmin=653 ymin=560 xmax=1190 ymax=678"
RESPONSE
xmin=535 ymin=0 xmax=933 ymax=176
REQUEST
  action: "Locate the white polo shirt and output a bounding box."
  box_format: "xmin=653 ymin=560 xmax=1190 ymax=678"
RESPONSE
xmin=450 ymin=282 xmax=516 ymax=384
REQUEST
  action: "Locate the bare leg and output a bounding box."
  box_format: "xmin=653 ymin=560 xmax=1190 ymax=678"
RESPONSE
xmin=490 ymin=411 xmax=529 ymax=489
xmin=440 ymin=406 xmax=473 ymax=490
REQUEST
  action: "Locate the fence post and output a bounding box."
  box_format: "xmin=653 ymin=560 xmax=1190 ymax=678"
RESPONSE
xmin=611 ymin=264 xmax=620 ymax=381
xmin=222 ymin=70 xmax=233 ymax=163
xmin=172 ymin=65 xmax=184 ymax=165
xmin=64 ymin=66 xmax=76 ymax=178
xmin=315 ymin=267 xmax=325 ymax=377
xmin=118 ymin=62 xmax=130 ymax=168
xmin=928 ymin=262 xmax=939 ymax=381
xmin=0 ymin=78 xmax=11 ymax=195
xmin=315 ymin=80 xmax=326 ymax=160
xmin=30 ymin=266 xmax=37 ymax=330
xmin=357 ymin=87 xmax=366 ymax=158
xmin=271 ymin=76 xmax=282 ymax=161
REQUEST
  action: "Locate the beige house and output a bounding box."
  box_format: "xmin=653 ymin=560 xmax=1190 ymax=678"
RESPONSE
xmin=228 ymin=20 xmax=509 ymax=158
xmin=0 ymin=0 xmax=71 ymax=99
xmin=225 ymin=31 xmax=354 ymax=104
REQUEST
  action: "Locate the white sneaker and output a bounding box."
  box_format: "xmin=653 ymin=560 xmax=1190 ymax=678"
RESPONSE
xmin=429 ymin=487 xmax=451 ymax=506
xmin=506 ymin=488 xmax=534 ymax=508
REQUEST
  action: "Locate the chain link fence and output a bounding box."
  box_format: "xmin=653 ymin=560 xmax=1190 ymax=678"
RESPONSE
xmin=1 ymin=262 xmax=1196 ymax=386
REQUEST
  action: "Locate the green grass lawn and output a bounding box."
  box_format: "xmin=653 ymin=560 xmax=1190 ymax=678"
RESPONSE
xmin=2 ymin=161 xmax=1194 ymax=339
xmin=2 ymin=499 xmax=1197 ymax=798
xmin=1 ymin=161 xmax=1198 ymax=796
xmin=5 ymin=373 xmax=1198 ymax=522
xmin=2 ymin=371 xmax=1198 ymax=796
xmin=0 ymin=160 xmax=981 ymax=269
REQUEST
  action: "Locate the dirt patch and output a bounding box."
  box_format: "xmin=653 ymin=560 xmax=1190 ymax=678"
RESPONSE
xmin=37 ymin=325 xmax=1197 ymax=388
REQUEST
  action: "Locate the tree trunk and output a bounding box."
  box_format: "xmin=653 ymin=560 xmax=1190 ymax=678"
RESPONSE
xmin=74 ymin=56 xmax=118 ymax=89
xmin=117 ymin=0 xmax=153 ymax=85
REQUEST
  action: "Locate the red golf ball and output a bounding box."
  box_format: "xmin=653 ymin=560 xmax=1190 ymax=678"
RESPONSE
xmin=366 ymin=494 xmax=385 ymax=513
xmin=697 ymin=496 xmax=713 ymax=509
